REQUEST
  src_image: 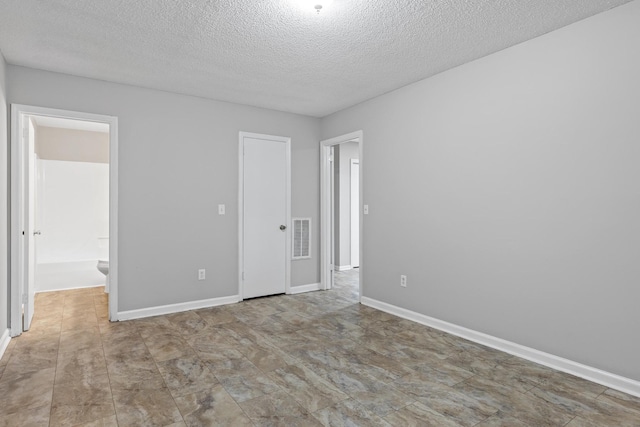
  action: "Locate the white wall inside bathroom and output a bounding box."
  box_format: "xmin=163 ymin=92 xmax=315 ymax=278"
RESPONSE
xmin=35 ymin=126 xmax=109 ymax=292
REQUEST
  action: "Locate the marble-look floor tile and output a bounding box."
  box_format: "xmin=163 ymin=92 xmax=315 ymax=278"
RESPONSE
xmin=143 ymin=332 xmax=196 ymax=362
xmin=312 ymin=398 xmax=392 ymax=427
xmin=319 ymin=368 xmax=414 ymax=416
xmin=50 ymin=374 xmax=115 ymax=427
xmin=528 ymin=384 xmax=601 ymax=416
xmin=0 ymin=403 xmax=50 ymax=427
xmin=0 ymin=367 xmax=56 ymax=416
xmin=393 ymin=374 xmax=498 ymax=427
xmin=384 ymin=401 xmax=465 ymax=427
xmin=166 ymin=310 xmax=209 ymax=335
xmin=1 ymin=340 xmax=59 ymax=379
xmin=219 ymin=373 xmax=281 ymax=402
xmin=194 ymin=307 xmax=237 ymax=326
xmin=336 ymin=347 xmax=414 ymax=384
xmin=55 ymin=346 xmax=108 ymax=385
xmin=75 ymin=415 xmax=119 ymax=427
xmin=454 ymin=376 xmax=574 ymax=426
xmin=239 ymin=391 xmax=322 ymax=426
xmin=61 ymin=313 xmax=99 ymax=331
xmin=157 ymin=355 xmax=219 ymax=397
xmin=112 ymin=387 xmax=183 ymax=426
xmin=2 ymin=271 xmax=633 ymax=427
xmin=133 ymin=316 xmax=180 ymax=339
xmin=565 ymin=410 xmax=640 ymax=427
xmin=59 ymin=327 xmax=102 ymax=354
xmin=239 ymin=336 xmax=296 ymax=372
xmin=99 ymin=318 xmax=138 ymax=337
xmin=173 ymin=384 xmax=253 ymax=427
xmin=473 ymin=413 xmax=532 ymax=426
xmin=537 ymin=371 xmax=608 ymax=400
xmin=106 ymin=347 xmax=166 ymax=390
xmin=268 ymin=364 xmax=349 ymax=412
xmin=408 ymin=359 xmax=475 ymax=387
xmin=498 ymin=356 xmax=557 ymax=385
xmin=185 ymin=328 xmax=240 ymax=354
xmin=596 ymin=388 xmax=640 ymax=415
xmin=204 ymin=354 xmax=263 ymax=381
xmin=101 ymin=330 xmax=148 ymax=358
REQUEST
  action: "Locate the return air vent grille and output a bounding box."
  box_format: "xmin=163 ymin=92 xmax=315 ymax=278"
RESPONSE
xmin=292 ymin=218 xmax=311 ymax=260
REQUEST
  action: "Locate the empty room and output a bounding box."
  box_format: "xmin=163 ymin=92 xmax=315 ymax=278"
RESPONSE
xmin=0 ymin=0 xmax=639 ymax=426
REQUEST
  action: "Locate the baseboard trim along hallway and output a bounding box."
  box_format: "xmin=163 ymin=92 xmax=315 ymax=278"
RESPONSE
xmin=361 ymin=296 xmax=640 ymax=398
xmin=289 ymin=283 xmax=322 ymax=294
xmin=118 ymin=294 xmax=242 ymax=321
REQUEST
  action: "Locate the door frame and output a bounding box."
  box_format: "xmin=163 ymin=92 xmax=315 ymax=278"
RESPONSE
xmin=238 ymin=131 xmax=291 ymax=299
xmin=320 ymin=131 xmax=363 ymax=298
xmin=10 ymin=104 xmax=119 ymax=335
xmin=350 ymin=158 xmax=360 ymax=268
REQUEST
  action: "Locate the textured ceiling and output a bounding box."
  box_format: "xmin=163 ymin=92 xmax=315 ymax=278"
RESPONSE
xmin=0 ymin=0 xmax=633 ymax=117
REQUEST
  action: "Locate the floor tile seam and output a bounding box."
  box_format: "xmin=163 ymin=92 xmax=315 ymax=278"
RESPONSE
xmin=146 ymin=338 xmax=188 ymax=427
xmin=593 ymin=387 xmax=609 ymax=401
xmin=222 ymin=372 xmax=289 ymax=424
xmin=464 ymin=368 xmax=538 ymax=394
xmin=46 ymin=320 xmax=64 ymax=427
xmin=562 ymin=415 xmax=579 ymax=426
xmin=468 ymin=410 xmax=501 ymax=427
xmin=98 ymin=323 xmax=120 ymax=427
xmin=525 ymin=386 xmax=600 ymax=416
xmin=498 ymin=384 xmax=578 ymax=422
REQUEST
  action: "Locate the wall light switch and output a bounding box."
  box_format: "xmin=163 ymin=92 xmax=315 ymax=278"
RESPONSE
xmin=364 ymin=205 xmax=369 ymax=215
xmin=218 ymin=204 xmax=225 ymax=215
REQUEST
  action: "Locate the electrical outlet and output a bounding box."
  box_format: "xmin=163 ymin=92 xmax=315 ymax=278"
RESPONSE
xmin=400 ymin=275 xmax=407 ymax=287
xmin=198 ymin=269 xmax=206 ymax=280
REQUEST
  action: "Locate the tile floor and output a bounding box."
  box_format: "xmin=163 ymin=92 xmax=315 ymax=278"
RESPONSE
xmin=1 ymin=270 xmax=639 ymax=426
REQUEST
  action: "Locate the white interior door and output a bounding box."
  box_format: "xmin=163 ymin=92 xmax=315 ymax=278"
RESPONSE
xmin=241 ymin=134 xmax=290 ymax=299
xmin=350 ymin=159 xmax=360 ymax=268
xmin=23 ymin=117 xmax=37 ymax=330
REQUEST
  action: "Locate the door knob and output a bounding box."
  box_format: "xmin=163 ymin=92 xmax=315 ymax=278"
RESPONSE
xmin=33 ymin=230 xmax=41 ymax=236
xmin=280 ymin=225 xmax=286 ymax=231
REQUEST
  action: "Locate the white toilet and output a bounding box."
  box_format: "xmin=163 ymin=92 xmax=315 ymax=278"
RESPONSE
xmin=97 ymin=237 xmax=109 ymax=293
xmin=97 ymin=259 xmax=109 ymax=276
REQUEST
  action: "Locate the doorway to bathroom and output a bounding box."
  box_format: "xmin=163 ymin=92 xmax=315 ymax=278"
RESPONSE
xmin=10 ymin=105 xmax=119 ymax=335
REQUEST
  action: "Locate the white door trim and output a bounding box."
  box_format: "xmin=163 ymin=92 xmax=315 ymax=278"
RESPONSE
xmin=10 ymin=104 xmax=119 ymax=335
xmin=320 ymin=131 xmax=363 ymax=299
xmin=238 ymin=132 xmax=291 ymax=299
xmin=350 ymin=159 xmax=360 ymax=268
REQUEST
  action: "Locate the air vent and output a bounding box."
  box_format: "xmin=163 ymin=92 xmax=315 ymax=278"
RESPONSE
xmin=292 ymin=218 xmax=311 ymax=260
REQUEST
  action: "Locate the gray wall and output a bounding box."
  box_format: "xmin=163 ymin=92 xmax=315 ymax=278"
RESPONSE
xmin=8 ymin=66 xmax=321 ymax=312
xmin=0 ymin=51 xmax=7 ymax=336
xmin=322 ymin=1 xmax=640 ymax=381
xmin=334 ymin=141 xmax=359 ymax=268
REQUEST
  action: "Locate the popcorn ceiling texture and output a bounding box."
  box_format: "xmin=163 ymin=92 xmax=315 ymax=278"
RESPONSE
xmin=0 ymin=0 xmax=632 ymax=117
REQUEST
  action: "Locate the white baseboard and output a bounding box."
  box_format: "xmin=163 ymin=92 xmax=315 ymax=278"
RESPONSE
xmin=0 ymin=329 xmax=11 ymax=361
xmin=336 ymin=265 xmax=352 ymax=271
xmin=36 ymin=284 xmax=104 ymax=294
xmin=361 ymin=296 xmax=640 ymax=398
xmin=289 ymin=283 xmax=322 ymax=295
xmin=118 ymin=295 xmax=241 ymax=321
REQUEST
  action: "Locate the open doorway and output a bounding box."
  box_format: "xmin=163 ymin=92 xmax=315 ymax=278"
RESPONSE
xmin=320 ymin=131 xmax=363 ymax=300
xmin=10 ymin=105 xmax=119 ymax=336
